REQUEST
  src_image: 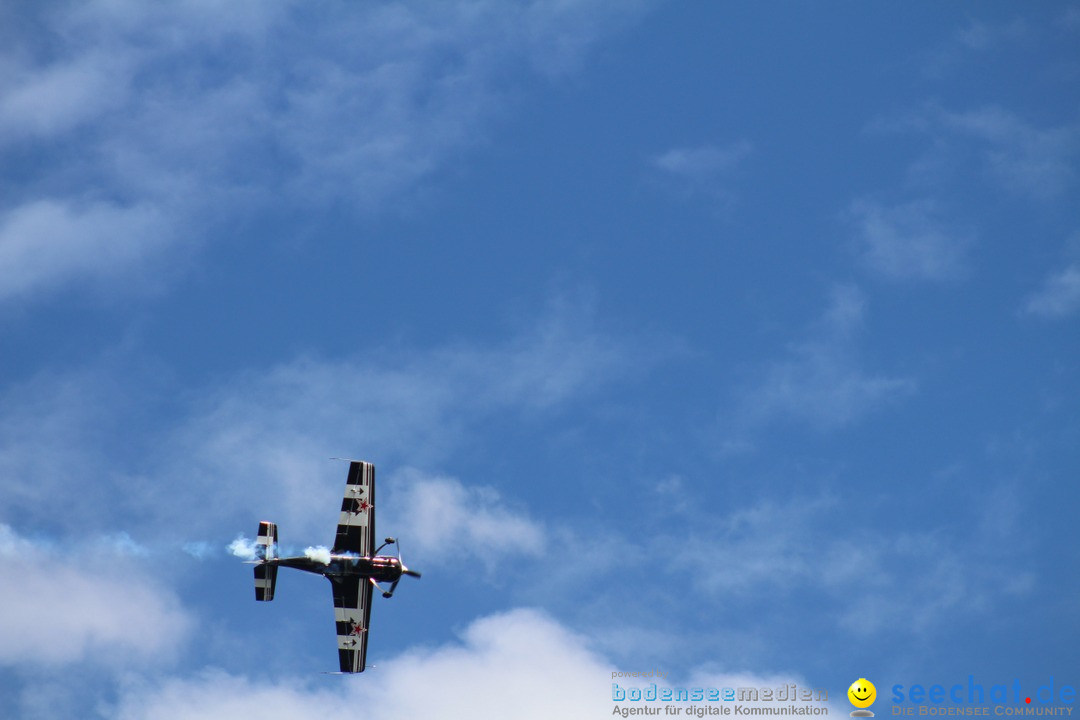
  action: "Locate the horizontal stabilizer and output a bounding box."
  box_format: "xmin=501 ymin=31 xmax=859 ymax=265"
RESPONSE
xmin=254 ymin=521 xmax=279 ymax=601
xmin=256 ymin=521 xmax=278 ymax=560
xmin=254 ymin=562 xmax=278 ymax=601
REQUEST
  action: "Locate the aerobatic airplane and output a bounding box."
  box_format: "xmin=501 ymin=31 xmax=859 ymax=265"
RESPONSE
xmin=247 ymin=460 xmax=421 ymax=672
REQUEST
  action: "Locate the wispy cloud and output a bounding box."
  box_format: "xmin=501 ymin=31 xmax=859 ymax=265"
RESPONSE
xmin=919 ymin=18 xmax=1030 ymax=78
xmin=158 ymin=300 xmax=648 ymax=542
xmin=0 ymin=49 xmax=131 ymax=140
xmin=0 ymin=199 xmax=172 ymax=301
xmin=1062 ymin=7 xmax=1080 ymax=32
xmin=652 ymin=141 xmax=753 ymax=180
xmin=0 ymin=524 xmax=191 ymax=667
xmin=0 ymin=360 xmax=139 ymax=525
xmin=1021 ymin=263 xmax=1080 ymax=318
xmin=0 ymin=1 xmax=648 ymax=303
xmin=732 ymin=285 xmax=916 ymax=432
xmin=938 ymin=106 xmax=1079 ymax=200
xmin=650 ymin=140 xmax=753 ymax=210
xmin=0 ymin=298 xmax=653 ymax=544
xmin=870 ymin=104 xmax=1080 ymax=201
xmin=679 ymin=496 xmax=847 ymax=596
xmin=671 ymin=489 xmax=1033 ymax=637
xmin=847 ymin=198 xmax=972 ymax=281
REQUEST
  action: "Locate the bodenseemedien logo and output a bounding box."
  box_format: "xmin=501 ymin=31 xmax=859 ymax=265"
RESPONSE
xmin=849 ymin=679 xmax=876 ymax=717
xmin=611 ymin=679 xmax=830 ymax=716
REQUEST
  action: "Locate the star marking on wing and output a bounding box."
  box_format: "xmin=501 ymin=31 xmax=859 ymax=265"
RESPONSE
xmin=346 ymin=497 xmax=372 ymax=515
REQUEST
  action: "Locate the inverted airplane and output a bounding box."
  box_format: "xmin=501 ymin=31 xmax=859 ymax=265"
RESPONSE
xmin=248 ymin=460 xmax=421 ymax=673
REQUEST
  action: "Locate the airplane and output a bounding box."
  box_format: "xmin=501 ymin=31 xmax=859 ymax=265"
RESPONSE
xmin=248 ymin=460 xmax=421 ymax=672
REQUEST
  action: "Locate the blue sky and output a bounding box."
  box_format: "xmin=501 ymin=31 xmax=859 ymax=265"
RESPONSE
xmin=1 ymin=1 xmax=1078 ymax=717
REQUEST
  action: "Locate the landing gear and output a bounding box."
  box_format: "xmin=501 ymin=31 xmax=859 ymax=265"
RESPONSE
xmin=368 ymin=576 xmax=396 ymax=599
xmin=374 ymin=537 xmax=397 ymax=554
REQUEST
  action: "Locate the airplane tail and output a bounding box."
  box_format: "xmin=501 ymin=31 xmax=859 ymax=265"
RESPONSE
xmin=254 ymin=521 xmax=278 ymax=602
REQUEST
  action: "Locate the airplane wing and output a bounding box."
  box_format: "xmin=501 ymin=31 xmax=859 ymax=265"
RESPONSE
xmin=330 ymin=576 xmax=373 ymax=673
xmin=332 ymin=460 xmax=376 ymax=556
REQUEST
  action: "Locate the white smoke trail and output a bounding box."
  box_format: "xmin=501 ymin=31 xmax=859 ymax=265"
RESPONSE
xmin=182 ymin=541 xmax=217 ymax=559
xmin=228 ymin=535 xmax=259 ymax=560
xmin=304 ymin=545 xmax=332 ymax=564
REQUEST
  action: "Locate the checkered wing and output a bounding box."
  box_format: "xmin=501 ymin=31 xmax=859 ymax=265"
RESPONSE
xmin=330 ymin=576 xmax=373 ymax=673
xmin=332 ymin=461 xmax=375 ymax=556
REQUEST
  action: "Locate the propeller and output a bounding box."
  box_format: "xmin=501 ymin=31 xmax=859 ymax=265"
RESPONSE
xmin=383 ymin=539 xmax=421 ymax=598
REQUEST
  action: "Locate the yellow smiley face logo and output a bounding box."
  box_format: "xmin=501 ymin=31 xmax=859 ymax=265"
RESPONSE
xmin=848 ymin=679 xmax=876 ymax=708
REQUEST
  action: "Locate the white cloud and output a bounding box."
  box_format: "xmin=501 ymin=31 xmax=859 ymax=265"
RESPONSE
xmin=0 ymin=52 xmax=131 ymax=140
xmin=0 ymin=361 xmax=138 ymax=525
xmin=0 ymin=300 xmax=646 ymax=546
xmin=872 ymin=105 xmax=1079 ymax=201
xmin=679 ymin=496 xmax=848 ymax=596
xmin=848 ymin=199 xmax=972 ymax=281
xmin=1062 ymin=7 xmax=1080 ymax=32
xmin=734 ymin=285 xmax=916 ymax=431
xmin=652 ymin=141 xmax=753 ymax=180
xmin=650 ymin=140 xmax=754 ymax=210
xmin=938 ymin=106 xmax=1079 ymax=200
xmin=919 ymin=18 xmax=1030 ymax=78
xmin=0 ymin=198 xmax=172 ymax=301
xmin=108 ymin=607 xmax=823 ymax=720
xmin=749 ymin=354 xmax=912 ymax=430
xmin=954 ymin=18 xmax=1029 ymax=51
xmin=0 ymin=524 xmax=191 ymax=666
xmin=389 ymin=468 xmax=544 ymax=570
xmin=1021 ymin=264 xmax=1080 ymax=318
xmin=155 ymin=302 xmax=641 ymax=542
xmin=672 ymin=492 xmax=1032 ymax=638
xmin=0 ymin=0 xmax=649 ymax=304
xmin=109 ymin=609 xmax=611 ymax=720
